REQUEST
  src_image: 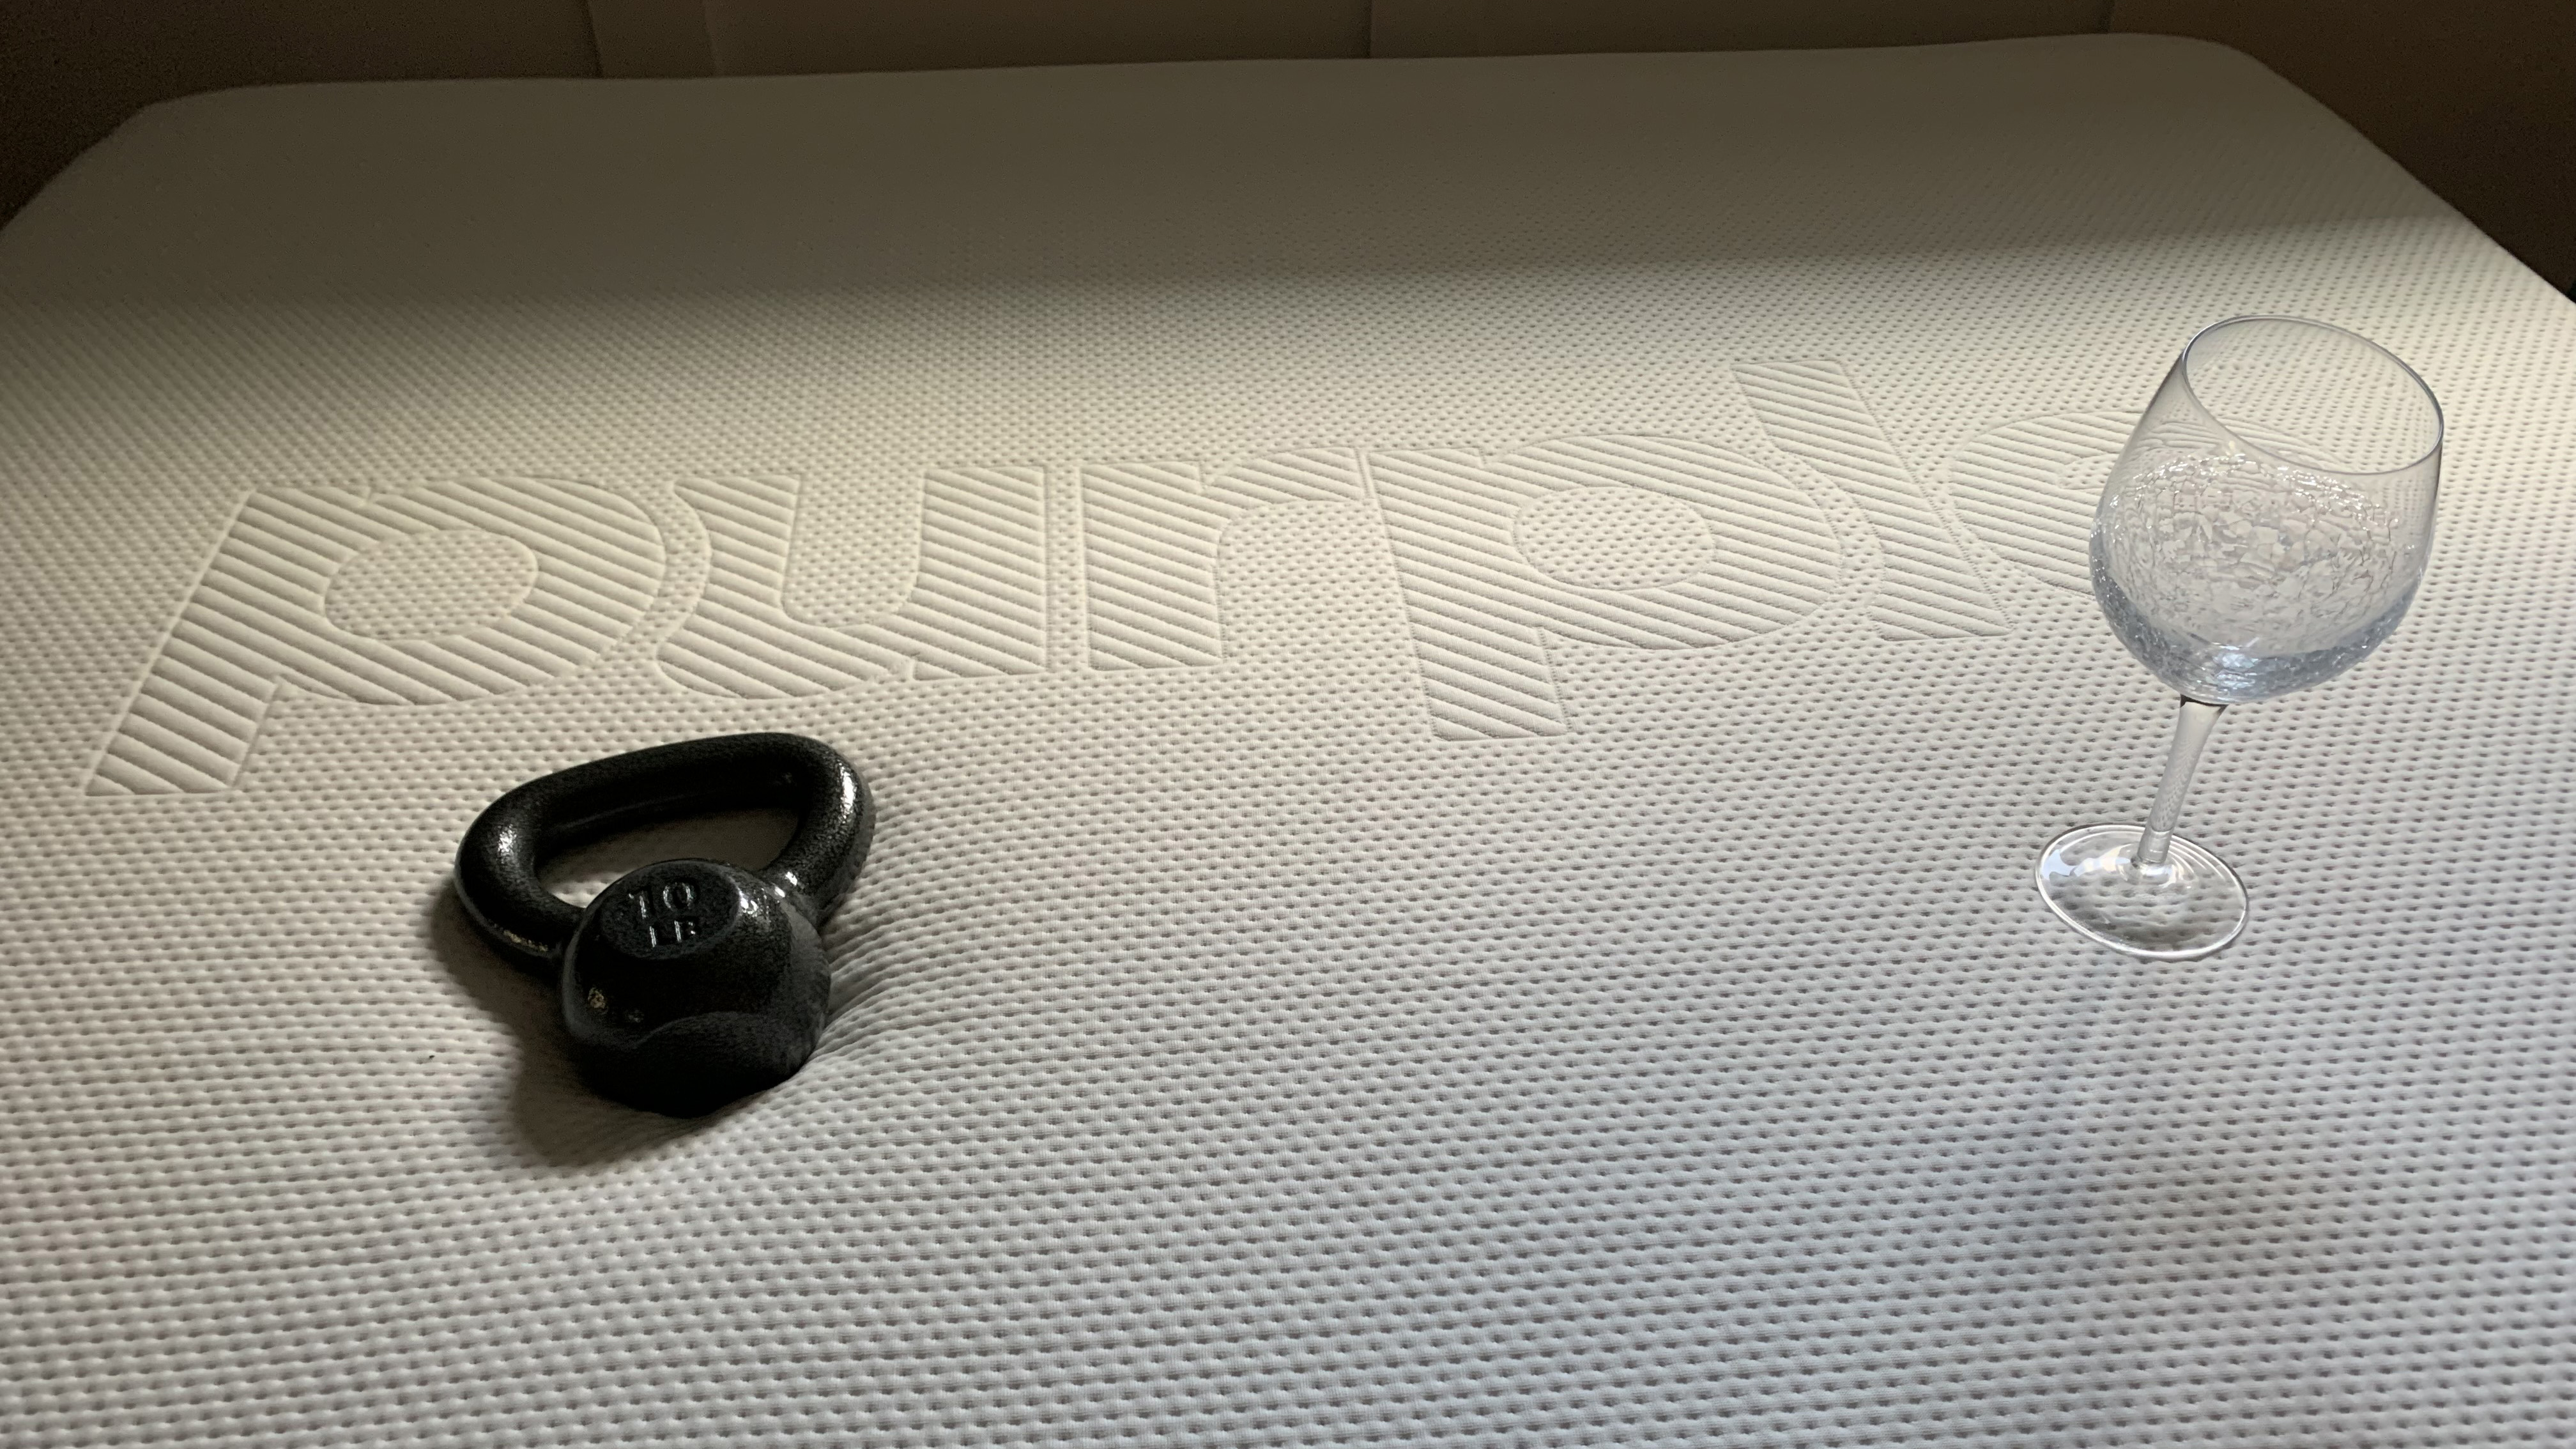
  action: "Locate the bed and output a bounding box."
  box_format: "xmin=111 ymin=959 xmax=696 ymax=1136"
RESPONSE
xmin=5 ymin=35 xmax=2573 ymax=1445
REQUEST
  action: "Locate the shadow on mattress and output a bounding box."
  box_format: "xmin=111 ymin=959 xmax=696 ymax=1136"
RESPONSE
xmin=0 ymin=45 xmax=2453 ymax=305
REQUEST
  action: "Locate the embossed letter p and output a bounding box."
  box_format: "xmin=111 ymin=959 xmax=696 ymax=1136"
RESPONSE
xmin=1372 ymin=437 xmax=1841 ymax=740
xmin=90 ymin=477 xmax=664 ymax=794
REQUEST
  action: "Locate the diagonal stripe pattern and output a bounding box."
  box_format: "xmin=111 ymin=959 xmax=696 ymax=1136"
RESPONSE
xmin=1736 ymin=359 xmax=2011 ymax=640
xmin=660 ymin=468 xmax=1046 ymax=698
xmin=1080 ymin=449 xmax=1363 ymax=671
xmin=1945 ymin=411 xmax=2137 ymax=594
xmin=88 ymin=477 xmax=662 ymax=795
xmin=1371 ymin=436 xmax=1839 ymax=741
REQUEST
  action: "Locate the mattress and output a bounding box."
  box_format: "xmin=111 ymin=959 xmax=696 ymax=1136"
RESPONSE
xmin=5 ymin=34 xmax=2572 ymax=1446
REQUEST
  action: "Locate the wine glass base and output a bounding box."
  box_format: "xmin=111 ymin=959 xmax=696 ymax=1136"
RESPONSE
xmin=2036 ymin=824 xmax=2248 ymax=960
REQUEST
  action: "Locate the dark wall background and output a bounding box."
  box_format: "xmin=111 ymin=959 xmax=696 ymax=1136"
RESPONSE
xmin=1 ymin=0 xmax=601 ymax=235
xmin=2116 ymin=0 xmax=2575 ymax=289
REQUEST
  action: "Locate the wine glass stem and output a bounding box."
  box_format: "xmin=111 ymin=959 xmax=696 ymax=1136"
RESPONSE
xmin=2136 ymin=698 xmax=2226 ymax=868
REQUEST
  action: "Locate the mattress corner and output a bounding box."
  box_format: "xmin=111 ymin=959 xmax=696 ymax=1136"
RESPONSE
xmin=2089 ymin=28 xmax=2304 ymax=87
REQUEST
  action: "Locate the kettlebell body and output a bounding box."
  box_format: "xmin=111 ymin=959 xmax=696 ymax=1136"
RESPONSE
xmin=454 ymin=734 xmax=871 ymax=1116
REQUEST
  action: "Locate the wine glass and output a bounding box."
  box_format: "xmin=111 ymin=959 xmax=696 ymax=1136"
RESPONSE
xmin=2037 ymin=316 xmax=2442 ymax=958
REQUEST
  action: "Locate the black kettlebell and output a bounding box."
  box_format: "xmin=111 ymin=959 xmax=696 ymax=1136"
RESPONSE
xmin=454 ymin=733 xmax=873 ymax=1117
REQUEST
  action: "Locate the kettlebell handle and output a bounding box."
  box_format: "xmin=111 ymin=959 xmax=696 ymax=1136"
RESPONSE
xmin=455 ymin=733 xmax=870 ymax=970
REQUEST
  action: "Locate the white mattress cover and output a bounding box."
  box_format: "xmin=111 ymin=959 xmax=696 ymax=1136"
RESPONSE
xmin=5 ymin=35 xmax=2574 ymax=1446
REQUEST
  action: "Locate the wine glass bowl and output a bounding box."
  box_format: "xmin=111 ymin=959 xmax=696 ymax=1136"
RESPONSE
xmin=2040 ymin=317 xmax=2442 ymax=959
xmin=2092 ymin=317 xmax=2442 ymax=705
